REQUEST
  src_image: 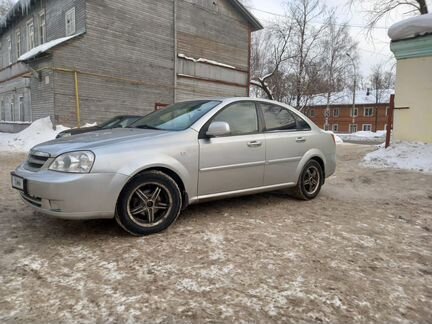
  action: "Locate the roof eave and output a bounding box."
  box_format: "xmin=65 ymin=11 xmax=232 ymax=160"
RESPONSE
xmin=229 ymin=0 xmax=264 ymax=31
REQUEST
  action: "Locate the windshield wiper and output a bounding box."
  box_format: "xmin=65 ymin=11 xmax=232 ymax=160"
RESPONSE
xmin=134 ymin=124 xmax=161 ymax=130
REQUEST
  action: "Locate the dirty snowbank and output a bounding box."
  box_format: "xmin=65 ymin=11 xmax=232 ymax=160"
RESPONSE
xmin=362 ymin=142 xmax=432 ymax=173
xmin=339 ymin=131 xmax=386 ymax=143
xmin=0 ymin=117 xmax=68 ymax=152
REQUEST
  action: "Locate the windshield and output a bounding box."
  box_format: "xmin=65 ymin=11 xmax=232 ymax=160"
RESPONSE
xmin=100 ymin=116 xmax=123 ymax=128
xmin=131 ymin=100 xmax=221 ymax=131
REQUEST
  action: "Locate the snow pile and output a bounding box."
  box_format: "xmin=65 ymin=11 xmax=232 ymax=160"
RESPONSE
xmin=388 ymin=13 xmax=432 ymax=41
xmin=339 ymin=131 xmax=386 ymax=143
xmin=18 ymin=33 xmax=82 ymax=61
xmin=362 ymin=142 xmax=432 ymax=173
xmin=308 ymin=89 xmax=394 ymax=106
xmin=0 ymin=117 xmax=69 ymax=152
xmin=178 ymin=53 xmax=236 ymax=69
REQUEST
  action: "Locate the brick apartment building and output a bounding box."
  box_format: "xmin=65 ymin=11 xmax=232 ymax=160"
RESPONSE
xmin=305 ymin=89 xmax=394 ymax=133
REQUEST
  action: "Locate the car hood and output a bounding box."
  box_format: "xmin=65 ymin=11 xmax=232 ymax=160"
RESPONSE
xmin=33 ymin=128 xmax=171 ymax=156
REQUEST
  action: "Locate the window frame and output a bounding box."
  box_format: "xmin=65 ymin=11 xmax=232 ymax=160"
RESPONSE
xmin=362 ymin=124 xmax=372 ymax=131
xmin=199 ymin=100 xmax=263 ymax=139
xmin=333 ymin=108 xmax=340 ymax=117
xmin=364 ymin=107 xmax=374 ymax=117
xmin=27 ymin=19 xmax=35 ymax=51
xmin=0 ymin=98 xmax=4 ymax=121
xmin=65 ymin=7 xmax=76 ymax=36
xmin=18 ymin=95 xmax=24 ymax=122
xmin=309 ymin=109 xmax=315 ymax=117
xmin=15 ymin=29 xmax=21 ymax=58
xmin=349 ymin=124 xmax=357 ymax=133
xmin=332 ymin=124 xmax=339 ymax=132
xmin=351 ymin=107 xmax=358 ymax=117
xmin=258 ymin=102 xmax=311 ymax=133
xmin=39 ymin=10 xmax=46 ymax=44
xmin=9 ymin=97 xmax=15 ymax=122
xmin=7 ymin=36 xmax=12 ymax=65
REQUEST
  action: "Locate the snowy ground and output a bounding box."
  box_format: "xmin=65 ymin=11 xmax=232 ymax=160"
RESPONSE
xmin=0 ymin=145 xmax=431 ymax=323
xmin=338 ymin=131 xmax=386 ymax=145
xmin=363 ymin=142 xmax=432 ymax=173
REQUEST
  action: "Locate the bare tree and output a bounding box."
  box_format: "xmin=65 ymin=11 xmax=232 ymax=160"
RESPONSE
xmin=250 ymin=23 xmax=294 ymax=100
xmin=320 ymin=12 xmax=358 ymax=128
xmin=0 ymin=0 xmax=14 ymax=17
xmin=368 ymin=64 xmax=395 ymax=103
xmin=349 ymin=0 xmax=428 ymax=30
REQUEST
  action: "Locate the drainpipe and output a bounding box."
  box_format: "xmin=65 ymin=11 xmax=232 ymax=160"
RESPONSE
xmin=173 ymin=0 xmax=177 ymax=103
xmin=74 ymin=71 xmax=81 ymax=128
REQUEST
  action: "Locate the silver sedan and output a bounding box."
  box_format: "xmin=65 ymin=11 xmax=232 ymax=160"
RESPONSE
xmin=11 ymin=98 xmax=336 ymax=236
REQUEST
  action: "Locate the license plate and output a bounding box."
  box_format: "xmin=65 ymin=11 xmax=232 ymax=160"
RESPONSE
xmin=11 ymin=174 xmax=25 ymax=191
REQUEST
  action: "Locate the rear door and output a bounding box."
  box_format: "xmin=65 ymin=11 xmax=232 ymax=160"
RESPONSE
xmin=198 ymin=101 xmax=265 ymax=196
xmin=258 ymin=102 xmax=313 ymax=185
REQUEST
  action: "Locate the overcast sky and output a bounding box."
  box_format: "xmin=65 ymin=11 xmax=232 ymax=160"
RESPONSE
xmin=246 ymin=0 xmax=432 ymax=78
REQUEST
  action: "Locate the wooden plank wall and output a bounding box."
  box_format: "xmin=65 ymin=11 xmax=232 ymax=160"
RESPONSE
xmin=52 ymin=0 xmax=175 ymax=125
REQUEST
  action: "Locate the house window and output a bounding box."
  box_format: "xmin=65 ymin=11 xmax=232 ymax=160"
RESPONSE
xmin=333 ymin=108 xmax=340 ymax=117
xmin=27 ymin=20 xmax=35 ymax=50
xmin=7 ymin=36 xmax=12 ymax=65
xmin=349 ymin=124 xmax=357 ymax=133
xmin=351 ymin=107 xmax=358 ymax=117
xmin=324 ymin=124 xmax=330 ymax=131
xmin=309 ymin=109 xmax=315 ymax=117
xmin=65 ymin=7 xmax=76 ymax=36
xmin=363 ymin=124 xmax=372 ymax=131
xmin=9 ymin=97 xmax=14 ymax=121
xmin=39 ymin=11 xmax=46 ymax=44
xmin=0 ymin=98 xmax=4 ymax=121
xmin=332 ymin=124 xmax=339 ymax=132
xmin=18 ymin=96 xmax=24 ymax=121
xmin=16 ymin=30 xmax=21 ymax=58
xmin=364 ymin=107 xmax=374 ymax=117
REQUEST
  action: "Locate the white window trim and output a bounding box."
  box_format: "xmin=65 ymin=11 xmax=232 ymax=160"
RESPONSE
xmin=39 ymin=10 xmax=46 ymax=44
xmin=9 ymin=97 xmax=14 ymax=122
xmin=364 ymin=107 xmax=374 ymax=117
xmin=16 ymin=29 xmax=21 ymax=58
xmin=7 ymin=36 xmax=12 ymax=65
xmin=18 ymin=95 xmax=24 ymax=122
xmin=27 ymin=19 xmax=35 ymax=51
xmin=362 ymin=124 xmax=372 ymax=131
xmin=309 ymin=109 xmax=315 ymax=117
xmin=65 ymin=7 xmax=76 ymax=36
xmin=333 ymin=108 xmax=340 ymax=117
xmin=349 ymin=124 xmax=357 ymax=133
xmin=351 ymin=107 xmax=358 ymax=117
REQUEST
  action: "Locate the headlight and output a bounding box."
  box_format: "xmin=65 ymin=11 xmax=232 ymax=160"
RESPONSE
xmin=49 ymin=151 xmax=95 ymax=173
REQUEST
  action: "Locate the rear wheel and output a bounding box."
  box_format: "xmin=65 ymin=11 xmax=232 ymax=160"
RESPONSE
xmin=293 ymin=160 xmax=323 ymax=200
xmin=115 ymin=171 xmax=182 ymax=236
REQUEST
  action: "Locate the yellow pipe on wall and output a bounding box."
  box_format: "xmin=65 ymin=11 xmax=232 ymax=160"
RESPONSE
xmin=73 ymin=71 xmax=81 ymax=128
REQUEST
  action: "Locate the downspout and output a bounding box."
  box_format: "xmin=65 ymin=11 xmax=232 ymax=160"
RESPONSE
xmin=173 ymin=0 xmax=177 ymax=103
xmin=74 ymin=71 xmax=81 ymax=128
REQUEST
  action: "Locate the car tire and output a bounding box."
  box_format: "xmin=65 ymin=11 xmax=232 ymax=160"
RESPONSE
xmin=293 ymin=160 xmax=323 ymax=200
xmin=115 ymin=171 xmax=182 ymax=236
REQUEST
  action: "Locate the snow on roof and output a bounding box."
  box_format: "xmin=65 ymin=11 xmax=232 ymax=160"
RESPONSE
xmin=18 ymin=33 xmax=83 ymax=62
xmin=0 ymin=0 xmax=31 ymax=31
xmin=388 ymin=13 xmax=432 ymax=41
xmin=178 ymin=53 xmax=237 ymax=69
xmin=308 ymin=89 xmax=394 ymax=107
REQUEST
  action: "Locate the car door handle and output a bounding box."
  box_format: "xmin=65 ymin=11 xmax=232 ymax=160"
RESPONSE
xmin=247 ymin=141 xmax=262 ymax=148
xmin=296 ymin=137 xmax=306 ymax=143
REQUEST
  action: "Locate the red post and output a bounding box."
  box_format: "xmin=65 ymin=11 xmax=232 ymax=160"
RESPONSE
xmin=385 ymin=94 xmax=395 ymax=148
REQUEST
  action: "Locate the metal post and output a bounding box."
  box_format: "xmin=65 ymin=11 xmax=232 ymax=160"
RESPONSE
xmin=385 ymin=94 xmax=394 ymax=148
xmin=74 ymin=71 xmax=81 ymax=128
xmin=346 ymin=53 xmax=356 ymax=132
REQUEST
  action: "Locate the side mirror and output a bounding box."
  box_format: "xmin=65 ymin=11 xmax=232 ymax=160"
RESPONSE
xmin=206 ymin=121 xmax=231 ymax=137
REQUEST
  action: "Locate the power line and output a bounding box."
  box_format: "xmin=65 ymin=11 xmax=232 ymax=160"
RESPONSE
xmin=246 ymin=6 xmax=389 ymax=30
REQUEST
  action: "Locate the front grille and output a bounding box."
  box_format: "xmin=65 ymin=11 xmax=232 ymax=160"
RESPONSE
xmin=20 ymin=192 xmax=42 ymax=208
xmin=24 ymin=151 xmax=50 ymax=171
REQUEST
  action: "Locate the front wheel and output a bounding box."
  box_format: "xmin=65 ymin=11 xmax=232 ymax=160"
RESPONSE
xmin=293 ymin=160 xmax=323 ymax=200
xmin=115 ymin=171 xmax=182 ymax=236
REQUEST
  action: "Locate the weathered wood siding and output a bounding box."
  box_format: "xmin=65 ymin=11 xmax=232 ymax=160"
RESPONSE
xmin=175 ymin=0 xmax=250 ymax=101
xmin=51 ymin=0 xmax=175 ymax=126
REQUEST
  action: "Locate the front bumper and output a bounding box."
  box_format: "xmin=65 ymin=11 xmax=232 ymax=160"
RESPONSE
xmin=12 ymin=165 xmax=129 ymax=220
